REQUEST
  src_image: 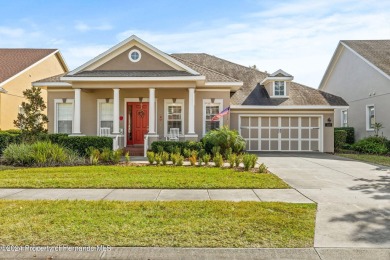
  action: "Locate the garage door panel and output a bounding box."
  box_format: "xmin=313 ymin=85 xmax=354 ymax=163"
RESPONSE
xmin=240 ymin=116 xmax=321 ymax=152
xmin=270 ymin=117 xmax=278 ymax=127
xmin=261 ymin=117 xmax=269 ymax=126
xmin=250 ymin=117 xmax=258 ymax=127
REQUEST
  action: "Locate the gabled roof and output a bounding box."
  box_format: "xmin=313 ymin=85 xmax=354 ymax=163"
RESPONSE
xmin=173 ymin=53 xmax=348 ymax=107
xmin=0 ymin=49 xmax=67 ymax=86
xmin=270 ymin=69 xmax=292 ymax=77
xmin=319 ymin=40 xmax=390 ymax=89
xmin=342 ymin=40 xmax=390 ymax=76
xmin=67 ymin=35 xmax=200 ymax=76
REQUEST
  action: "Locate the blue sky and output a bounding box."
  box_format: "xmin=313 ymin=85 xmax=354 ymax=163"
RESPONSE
xmin=1 ymin=0 xmax=389 ymax=87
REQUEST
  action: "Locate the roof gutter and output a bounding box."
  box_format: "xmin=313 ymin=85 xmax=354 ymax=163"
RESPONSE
xmin=230 ymin=105 xmax=349 ymax=109
xmin=60 ymin=75 xmax=206 ymax=82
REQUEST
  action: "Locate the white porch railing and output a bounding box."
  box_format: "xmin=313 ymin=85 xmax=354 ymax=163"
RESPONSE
xmin=112 ymin=135 xmax=124 ymax=150
xmin=144 ymin=135 xmax=148 ymax=157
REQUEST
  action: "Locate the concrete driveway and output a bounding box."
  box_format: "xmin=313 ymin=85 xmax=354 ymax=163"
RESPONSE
xmin=258 ymin=152 xmax=390 ymax=248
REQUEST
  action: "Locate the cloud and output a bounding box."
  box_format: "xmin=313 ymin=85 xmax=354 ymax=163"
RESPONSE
xmin=0 ymin=26 xmax=24 ymax=37
xmin=62 ymin=45 xmax=111 ymax=69
xmin=74 ymin=22 xmax=112 ymax=32
xmin=117 ymin=0 xmax=390 ymax=87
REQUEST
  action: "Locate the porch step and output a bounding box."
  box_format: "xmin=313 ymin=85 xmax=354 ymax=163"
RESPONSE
xmin=124 ymin=146 xmax=144 ymax=156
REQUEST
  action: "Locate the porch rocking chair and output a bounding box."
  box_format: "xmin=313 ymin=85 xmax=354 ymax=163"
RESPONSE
xmin=100 ymin=127 xmax=111 ymax=137
xmin=166 ymin=128 xmax=180 ymax=141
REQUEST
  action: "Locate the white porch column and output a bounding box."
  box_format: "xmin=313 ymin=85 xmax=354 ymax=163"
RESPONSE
xmin=148 ymin=88 xmax=156 ymax=134
xmin=73 ymin=88 xmax=81 ymax=134
xmin=188 ymin=88 xmax=196 ymax=134
xmin=113 ymin=88 xmax=120 ymax=134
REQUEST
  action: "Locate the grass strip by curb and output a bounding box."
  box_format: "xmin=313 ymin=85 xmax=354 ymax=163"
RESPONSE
xmin=0 ymin=200 xmax=315 ymax=248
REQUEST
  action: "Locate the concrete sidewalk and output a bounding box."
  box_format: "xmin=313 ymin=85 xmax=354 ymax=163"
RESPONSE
xmin=1 ymin=247 xmax=389 ymax=260
xmin=0 ymin=188 xmax=313 ymax=203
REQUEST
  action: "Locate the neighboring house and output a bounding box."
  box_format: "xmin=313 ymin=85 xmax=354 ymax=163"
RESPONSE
xmin=33 ymin=35 xmax=347 ymax=154
xmin=319 ymin=40 xmax=390 ymax=140
xmin=0 ymin=49 xmax=68 ymax=130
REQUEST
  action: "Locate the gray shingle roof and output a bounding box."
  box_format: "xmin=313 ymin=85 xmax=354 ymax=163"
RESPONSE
xmin=34 ymin=73 xmax=66 ymax=83
xmin=342 ymin=40 xmax=390 ymax=76
xmin=65 ymin=70 xmax=195 ymax=77
xmin=172 ymin=53 xmax=348 ymax=106
xmin=171 ymin=55 xmax=240 ymax=82
xmin=0 ymin=48 xmax=57 ymax=83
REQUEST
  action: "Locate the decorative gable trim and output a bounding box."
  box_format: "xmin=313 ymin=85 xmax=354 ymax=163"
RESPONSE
xmin=67 ymin=35 xmax=200 ymax=76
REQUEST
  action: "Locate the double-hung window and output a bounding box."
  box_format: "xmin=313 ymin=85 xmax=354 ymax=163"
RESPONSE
xmin=341 ymin=110 xmax=348 ymax=127
xmin=164 ymin=99 xmax=184 ymax=136
xmin=203 ymin=99 xmax=223 ymax=135
xmin=55 ymin=99 xmax=74 ymax=134
xmin=274 ymin=81 xmax=285 ymax=96
xmin=367 ymin=105 xmax=375 ymax=130
xmin=98 ymin=99 xmax=114 ymax=134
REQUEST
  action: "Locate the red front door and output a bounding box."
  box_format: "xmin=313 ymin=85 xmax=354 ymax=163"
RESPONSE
xmin=127 ymin=102 xmax=149 ymax=145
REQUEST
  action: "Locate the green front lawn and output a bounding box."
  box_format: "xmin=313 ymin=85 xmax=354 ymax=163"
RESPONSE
xmin=0 ymin=166 xmax=289 ymax=189
xmin=337 ymin=153 xmax=390 ymax=167
xmin=0 ymin=200 xmax=316 ymax=248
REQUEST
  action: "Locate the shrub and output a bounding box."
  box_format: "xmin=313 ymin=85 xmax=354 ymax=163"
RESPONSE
xmin=213 ymin=152 xmax=223 ymax=168
xmin=228 ymin=153 xmax=237 ymax=168
xmin=58 ymin=136 xmax=112 ymax=156
xmin=242 ymin=153 xmax=253 ymax=171
xmin=100 ymin=148 xmax=112 ymax=163
xmin=155 ymin=154 xmax=162 ymax=166
xmin=250 ymin=154 xmax=258 ymax=168
xmin=334 ymin=130 xmax=347 ymax=152
xmin=157 ymin=145 xmax=164 ymax=154
xmin=235 ymin=154 xmax=242 ymax=168
xmin=203 ymin=153 xmax=211 ymax=166
xmin=176 ymin=155 xmax=184 ymax=166
xmin=3 ymin=141 xmax=82 ymax=167
xmin=211 ymin=146 xmax=220 ymax=157
xmin=189 ymin=151 xmax=198 ymax=166
xmin=86 ymin=147 xmax=100 ymax=165
xmin=183 ymin=148 xmax=191 ymax=159
xmin=171 ymin=153 xmax=180 ymax=165
xmin=110 ymin=150 xmax=122 ymax=164
xmin=0 ymin=132 xmax=21 ymax=154
xmin=258 ymin=163 xmax=268 ymax=173
xmin=150 ymin=141 xmax=203 ymax=155
xmin=202 ymin=126 xmax=246 ymax=157
xmin=146 ymin=151 xmax=155 ymax=165
xmin=124 ymin=152 xmax=130 ymax=164
xmin=334 ymin=127 xmax=354 ymax=144
xmin=224 ymin=147 xmax=232 ymax=160
xmin=352 ymin=137 xmax=389 ymax=155
xmin=161 ymin=151 xmax=169 ymax=165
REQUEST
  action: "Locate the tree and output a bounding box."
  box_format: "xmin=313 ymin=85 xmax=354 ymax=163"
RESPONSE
xmin=14 ymin=86 xmax=48 ymax=137
xmin=373 ymin=122 xmax=384 ymax=137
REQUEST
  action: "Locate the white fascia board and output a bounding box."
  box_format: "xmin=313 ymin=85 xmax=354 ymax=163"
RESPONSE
xmin=68 ymin=35 xmax=200 ymax=76
xmin=0 ymin=50 xmax=60 ymax=87
xmin=230 ymin=105 xmax=349 ymax=109
xmin=260 ymin=76 xmax=293 ymax=85
xmin=33 ymin=82 xmax=72 ymax=87
xmin=205 ymin=82 xmax=243 ymax=87
xmin=55 ymin=51 xmax=70 ymax=72
xmin=341 ymin=42 xmax=390 ymax=81
xmin=60 ymin=75 xmax=206 ymax=82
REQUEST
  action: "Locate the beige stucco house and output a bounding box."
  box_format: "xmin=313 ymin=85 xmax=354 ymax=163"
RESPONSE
xmin=34 ymin=35 xmax=347 ymax=154
xmin=0 ymin=49 xmax=68 ymax=130
xmin=319 ymin=40 xmax=390 ymax=140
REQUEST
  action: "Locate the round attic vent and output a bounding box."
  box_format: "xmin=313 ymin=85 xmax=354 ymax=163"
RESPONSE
xmin=128 ymin=49 xmax=141 ymax=62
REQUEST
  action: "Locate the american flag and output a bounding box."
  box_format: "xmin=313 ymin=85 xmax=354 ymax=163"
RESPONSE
xmin=211 ymin=106 xmax=230 ymax=121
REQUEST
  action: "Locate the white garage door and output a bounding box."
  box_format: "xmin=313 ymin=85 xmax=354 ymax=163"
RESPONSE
xmin=239 ymin=116 xmax=322 ymax=152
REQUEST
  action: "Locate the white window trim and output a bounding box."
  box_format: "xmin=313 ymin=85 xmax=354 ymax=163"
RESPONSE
xmin=272 ymin=81 xmax=287 ymax=98
xmin=366 ymin=104 xmax=375 ymax=131
xmin=54 ymin=98 xmax=74 ymax=134
xmin=164 ymin=99 xmax=185 ymax=137
xmin=97 ymin=99 xmax=114 ymax=135
xmin=341 ymin=109 xmax=348 ymax=127
xmin=202 ymin=99 xmax=223 ymax=136
xmin=128 ymin=49 xmax=141 ymax=63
